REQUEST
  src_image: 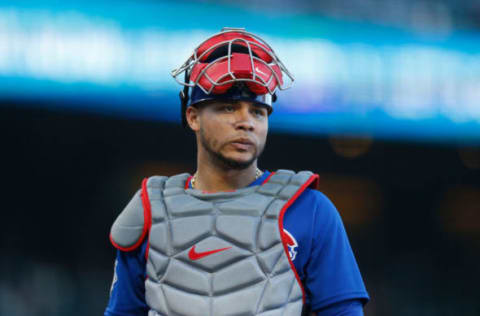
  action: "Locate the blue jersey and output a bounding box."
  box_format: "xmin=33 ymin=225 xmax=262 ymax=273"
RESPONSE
xmin=105 ymin=171 xmax=369 ymax=315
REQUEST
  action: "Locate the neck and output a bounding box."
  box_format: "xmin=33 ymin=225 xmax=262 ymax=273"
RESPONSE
xmin=194 ymin=155 xmax=259 ymax=192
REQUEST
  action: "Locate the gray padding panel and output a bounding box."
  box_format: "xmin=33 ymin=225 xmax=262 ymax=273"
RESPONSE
xmin=165 ymin=173 xmax=191 ymax=189
xmin=164 ymin=194 xmax=214 ymax=217
xmin=268 ymin=169 xmax=294 ymax=185
xmin=145 ymin=279 xmax=169 ymax=315
xmin=216 ymin=192 xmax=272 ymax=216
xmin=163 ymin=259 xmax=211 ymax=295
xmin=212 ymin=281 xmax=265 ymax=316
xmin=260 ymin=272 xmax=296 ymax=310
xmin=291 ymin=171 xmax=314 ymax=186
xmin=216 ymin=215 xmax=258 ymax=250
xmin=147 ymin=176 xmax=169 ymax=199
xmin=212 ymin=256 xmax=265 ymax=294
xmin=163 ymin=285 xmax=210 ymax=316
xmin=257 ymin=244 xmax=284 ymax=275
xmin=110 ymin=190 xmax=145 ymax=249
xmin=170 ymin=216 xmax=213 ymax=249
xmin=257 ymin=182 xmax=284 ymax=196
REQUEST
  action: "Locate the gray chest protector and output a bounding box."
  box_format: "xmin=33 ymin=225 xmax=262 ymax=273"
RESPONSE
xmin=110 ymin=170 xmax=318 ymax=316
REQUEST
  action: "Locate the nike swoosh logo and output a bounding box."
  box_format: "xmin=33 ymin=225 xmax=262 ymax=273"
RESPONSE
xmin=188 ymin=245 xmax=231 ymax=260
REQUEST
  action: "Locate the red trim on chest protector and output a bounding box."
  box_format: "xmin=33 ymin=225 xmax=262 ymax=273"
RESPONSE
xmin=185 ymin=175 xmax=194 ymax=190
xmin=278 ymin=174 xmax=320 ymax=304
xmin=141 ymin=178 xmax=153 ymax=261
xmin=261 ymin=172 xmax=275 ymax=185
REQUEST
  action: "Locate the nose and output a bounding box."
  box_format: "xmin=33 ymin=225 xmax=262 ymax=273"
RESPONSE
xmin=233 ymin=105 xmax=254 ymax=131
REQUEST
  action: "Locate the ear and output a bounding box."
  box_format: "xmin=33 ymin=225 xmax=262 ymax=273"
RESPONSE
xmin=185 ymin=106 xmax=200 ymax=132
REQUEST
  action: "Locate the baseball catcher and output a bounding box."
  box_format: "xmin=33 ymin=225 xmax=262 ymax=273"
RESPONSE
xmin=105 ymin=28 xmax=369 ymax=316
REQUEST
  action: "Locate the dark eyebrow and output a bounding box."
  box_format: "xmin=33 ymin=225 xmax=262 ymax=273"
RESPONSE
xmin=251 ymin=104 xmax=268 ymax=112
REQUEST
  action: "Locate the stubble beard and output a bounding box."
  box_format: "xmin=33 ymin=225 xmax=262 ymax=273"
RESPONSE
xmin=199 ymin=128 xmax=265 ymax=170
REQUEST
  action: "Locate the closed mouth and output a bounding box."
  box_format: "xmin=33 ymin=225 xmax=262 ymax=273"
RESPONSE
xmin=231 ymin=138 xmax=254 ymax=146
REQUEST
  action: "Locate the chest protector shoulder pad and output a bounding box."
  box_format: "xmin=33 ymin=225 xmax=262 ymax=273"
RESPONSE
xmin=110 ymin=170 xmax=319 ymax=316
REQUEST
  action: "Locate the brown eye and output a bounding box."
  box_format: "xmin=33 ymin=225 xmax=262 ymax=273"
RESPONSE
xmin=253 ymin=108 xmax=266 ymax=118
xmin=218 ymin=104 xmax=235 ymax=113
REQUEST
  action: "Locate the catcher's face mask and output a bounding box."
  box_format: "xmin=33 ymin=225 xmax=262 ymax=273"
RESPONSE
xmin=171 ymin=27 xmax=294 ymax=126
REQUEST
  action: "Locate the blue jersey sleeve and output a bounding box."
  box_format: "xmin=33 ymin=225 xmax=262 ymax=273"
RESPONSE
xmin=304 ymin=191 xmax=369 ymax=311
xmin=104 ymin=242 xmax=148 ymax=316
xmin=315 ymin=299 xmax=364 ymax=316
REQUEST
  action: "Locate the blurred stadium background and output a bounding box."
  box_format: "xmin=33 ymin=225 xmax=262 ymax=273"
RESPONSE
xmin=1 ymin=0 xmax=479 ymax=315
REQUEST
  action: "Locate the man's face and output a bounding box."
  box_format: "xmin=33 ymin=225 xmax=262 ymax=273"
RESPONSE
xmin=190 ymin=100 xmax=269 ymax=170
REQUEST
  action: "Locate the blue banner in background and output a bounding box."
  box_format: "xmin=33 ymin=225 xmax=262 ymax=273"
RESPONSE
xmin=1 ymin=0 xmax=480 ymax=143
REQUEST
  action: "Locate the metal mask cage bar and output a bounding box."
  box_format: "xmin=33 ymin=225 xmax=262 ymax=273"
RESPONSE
xmin=171 ymin=29 xmax=295 ymax=94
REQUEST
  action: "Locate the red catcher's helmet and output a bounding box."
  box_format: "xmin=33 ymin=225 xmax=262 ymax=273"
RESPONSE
xmin=171 ymin=27 xmax=294 ymax=126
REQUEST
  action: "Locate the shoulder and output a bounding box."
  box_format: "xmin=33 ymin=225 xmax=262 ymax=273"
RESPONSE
xmin=290 ymin=188 xmax=346 ymax=247
xmin=109 ymin=174 xmax=191 ymax=252
xmin=109 ymin=176 xmax=168 ymax=252
xmin=284 ymin=188 xmax=341 ymax=244
xmin=295 ymin=188 xmax=340 ymax=219
xmin=109 ymin=188 xmax=148 ymax=252
xmin=298 ymin=188 xmax=333 ymax=205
